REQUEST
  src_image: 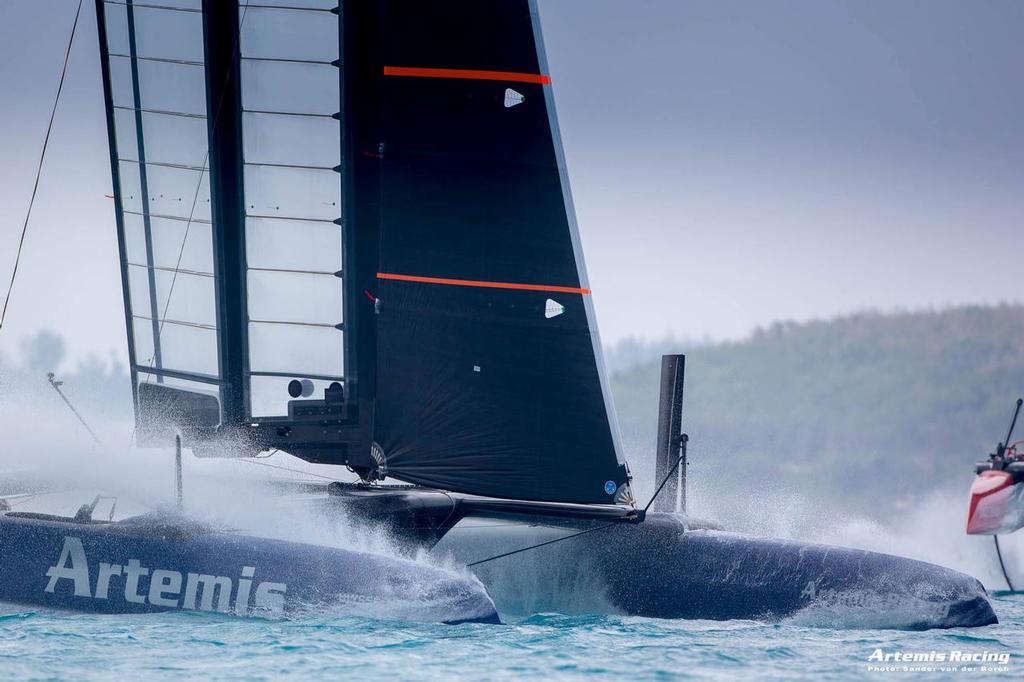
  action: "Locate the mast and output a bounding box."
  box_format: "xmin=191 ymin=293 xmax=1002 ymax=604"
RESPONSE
xmin=202 ymin=0 xmax=248 ymax=428
xmin=341 ymin=0 xmax=384 ymax=469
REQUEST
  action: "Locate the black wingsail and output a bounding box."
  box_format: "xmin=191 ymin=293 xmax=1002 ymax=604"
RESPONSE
xmin=368 ymin=1 xmax=631 ymax=504
xmin=97 ymin=0 xmax=631 ymax=506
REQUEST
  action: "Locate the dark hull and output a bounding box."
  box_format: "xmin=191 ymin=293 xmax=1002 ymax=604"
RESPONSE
xmin=434 ymin=512 xmax=997 ymax=629
xmin=0 ymin=512 xmax=498 ymax=624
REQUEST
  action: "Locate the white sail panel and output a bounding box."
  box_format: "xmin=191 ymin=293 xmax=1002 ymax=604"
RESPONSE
xmin=242 ymin=113 xmax=340 ymax=168
xmin=127 ymin=6 xmax=205 ymax=62
xmin=239 ymin=4 xmax=344 ymax=418
xmin=245 ymin=218 xmax=341 ymax=273
xmin=248 ymin=323 xmax=343 ymax=377
xmin=247 ymin=270 xmax=343 ymax=326
xmin=131 ymin=316 xmax=155 ymax=369
xmin=135 ymin=113 xmax=208 ymax=167
xmin=240 ymin=61 xmax=338 ymax=115
xmin=127 ymin=267 xmax=216 ymax=327
xmin=135 ymin=167 xmax=211 ymax=221
xmin=240 ymin=7 xmax=339 ymax=62
xmin=120 ymin=58 xmax=207 ymax=116
xmin=242 ymin=0 xmax=337 ymax=9
xmin=100 ymin=1 xmax=221 ymax=394
xmin=112 ymin=109 xmax=138 ymax=163
xmin=122 ymin=215 xmax=213 ymax=274
xmin=243 ymin=166 xmax=341 ymax=220
xmin=101 ymin=2 xmax=130 ymax=55
xmin=150 ymin=324 xmax=219 ymax=377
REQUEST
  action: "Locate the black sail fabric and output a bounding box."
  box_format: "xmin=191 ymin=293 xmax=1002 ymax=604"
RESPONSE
xmin=371 ymin=0 xmax=630 ymax=504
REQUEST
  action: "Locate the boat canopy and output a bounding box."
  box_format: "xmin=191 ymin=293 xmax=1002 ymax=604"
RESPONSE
xmin=96 ymin=0 xmax=631 ymax=506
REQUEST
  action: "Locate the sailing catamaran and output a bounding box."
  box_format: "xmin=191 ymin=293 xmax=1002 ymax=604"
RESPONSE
xmin=967 ymin=399 xmax=1023 ymax=591
xmin=0 ymin=0 xmax=999 ymax=627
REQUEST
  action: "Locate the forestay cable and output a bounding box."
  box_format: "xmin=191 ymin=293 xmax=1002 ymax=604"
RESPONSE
xmin=0 ymin=0 xmax=84 ymax=332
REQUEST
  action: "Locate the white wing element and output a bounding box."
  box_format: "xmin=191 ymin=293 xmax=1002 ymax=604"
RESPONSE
xmin=504 ymin=88 xmax=525 ymax=108
xmin=545 ymin=299 xmax=565 ymax=319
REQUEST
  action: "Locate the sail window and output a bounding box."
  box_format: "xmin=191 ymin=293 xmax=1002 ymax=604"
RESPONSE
xmin=126 ymin=5 xmax=205 ymax=63
xmin=148 ymin=218 xmax=215 ymax=274
xmin=247 ymin=270 xmax=343 ymax=326
xmin=240 ymin=61 xmax=338 ymax=115
xmin=122 ymin=214 xmax=214 ymax=275
xmin=239 ymin=7 xmax=339 ymax=63
xmin=134 ymin=112 xmax=208 ymax=167
xmin=127 ymin=266 xmax=216 ymax=328
xmin=140 ymin=321 xmax=218 ymax=378
xmin=127 ymin=271 xmax=217 ymax=378
xmin=101 ymin=0 xmax=221 ymax=393
xmin=241 ymin=0 xmax=338 ymax=9
xmin=242 ymin=113 xmax=340 ymax=169
xmin=243 ymin=165 xmax=340 ymax=221
xmin=102 ymin=3 xmax=130 ymax=55
xmin=109 ymin=56 xmax=207 ymax=116
xmin=245 ymin=217 xmax=342 ymax=273
xmin=239 ymin=4 xmax=344 ymax=418
xmin=112 ymin=108 xmax=139 ymax=161
xmin=248 ymin=323 xmax=343 ymax=377
xmin=117 ymin=162 xmax=211 ymax=221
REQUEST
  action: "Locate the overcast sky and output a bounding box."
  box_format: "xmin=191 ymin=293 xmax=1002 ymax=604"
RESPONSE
xmin=0 ymin=0 xmax=1021 ymax=367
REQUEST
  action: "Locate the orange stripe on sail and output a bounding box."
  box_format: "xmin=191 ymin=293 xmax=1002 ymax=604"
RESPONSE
xmin=377 ymin=272 xmax=589 ymax=295
xmin=383 ymin=66 xmax=551 ymax=85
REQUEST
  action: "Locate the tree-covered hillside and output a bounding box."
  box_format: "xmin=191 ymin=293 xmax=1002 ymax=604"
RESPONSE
xmin=609 ymin=304 xmax=1024 ymax=517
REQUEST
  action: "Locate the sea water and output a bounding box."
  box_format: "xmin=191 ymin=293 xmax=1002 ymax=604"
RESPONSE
xmin=0 ymin=596 xmax=1021 ymax=680
xmin=2 ymin=399 xmax=1023 ymax=679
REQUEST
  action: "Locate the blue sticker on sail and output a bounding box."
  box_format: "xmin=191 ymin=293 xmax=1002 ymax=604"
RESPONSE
xmin=604 ymin=481 xmax=617 ymax=495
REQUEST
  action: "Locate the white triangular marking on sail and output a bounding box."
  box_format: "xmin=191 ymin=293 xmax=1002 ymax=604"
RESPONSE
xmin=504 ymin=88 xmax=525 ymax=108
xmin=545 ymin=299 xmax=565 ymax=319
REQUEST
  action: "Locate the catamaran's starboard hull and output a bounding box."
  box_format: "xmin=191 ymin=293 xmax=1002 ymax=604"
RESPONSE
xmin=436 ymin=513 xmax=997 ymax=629
xmin=0 ymin=513 xmax=498 ymax=624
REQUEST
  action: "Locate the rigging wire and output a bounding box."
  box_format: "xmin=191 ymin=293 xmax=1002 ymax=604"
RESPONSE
xmin=467 ymin=520 xmax=619 ymax=568
xmin=468 ymin=443 xmax=690 ymax=568
xmin=232 ymin=456 xmax=339 ymax=482
xmin=0 ymin=0 xmax=84 ymax=333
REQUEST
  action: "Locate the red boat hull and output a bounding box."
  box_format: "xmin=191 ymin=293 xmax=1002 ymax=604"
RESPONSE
xmin=966 ymin=470 xmax=1024 ymax=535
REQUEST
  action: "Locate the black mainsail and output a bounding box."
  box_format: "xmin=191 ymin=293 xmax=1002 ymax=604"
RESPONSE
xmin=96 ymin=0 xmax=631 ymax=506
xmin=369 ymin=2 xmax=629 ymax=504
